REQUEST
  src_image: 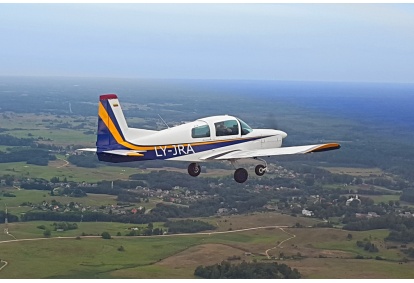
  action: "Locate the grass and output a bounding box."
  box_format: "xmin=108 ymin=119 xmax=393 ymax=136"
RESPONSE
xmin=364 ymin=194 xmax=401 ymax=204
xmin=0 ymin=236 xmax=202 ymax=278
xmin=0 ymin=216 xmax=412 ymax=279
xmin=0 ymin=113 xmax=96 ymax=147
xmin=321 ymin=167 xmax=385 ymax=177
xmin=193 ymin=212 xmax=321 ymax=232
xmin=0 ymin=161 xmax=143 ymax=182
xmin=288 ymin=258 xmax=414 ymax=279
xmin=0 ymin=221 xmax=166 ymax=240
xmin=296 ymin=228 xmax=403 ymax=261
xmin=0 ymin=189 xmax=118 ymax=212
xmin=0 ymin=188 xmax=164 ymax=223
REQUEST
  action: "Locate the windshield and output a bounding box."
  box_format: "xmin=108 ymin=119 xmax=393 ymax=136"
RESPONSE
xmin=238 ymin=119 xmax=252 ymax=135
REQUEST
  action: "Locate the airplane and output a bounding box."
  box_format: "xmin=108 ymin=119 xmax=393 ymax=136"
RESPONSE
xmin=79 ymin=94 xmax=340 ymax=183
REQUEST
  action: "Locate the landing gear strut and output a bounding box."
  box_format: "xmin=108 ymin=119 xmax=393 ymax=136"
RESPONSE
xmin=234 ymin=168 xmax=248 ymax=183
xmin=188 ymin=162 xmax=201 ymax=177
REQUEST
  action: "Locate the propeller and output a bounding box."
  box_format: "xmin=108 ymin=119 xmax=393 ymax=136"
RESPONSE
xmin=265 ymin=113 xmax=279 ymax=130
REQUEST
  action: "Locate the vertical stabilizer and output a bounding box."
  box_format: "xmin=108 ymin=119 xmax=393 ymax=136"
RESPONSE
xmin=97 ymin=94 xmax=129 ymax=150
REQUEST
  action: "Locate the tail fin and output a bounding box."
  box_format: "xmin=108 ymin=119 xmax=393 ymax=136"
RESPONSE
xmin=97 ymin=94 xmax=130 ymax=150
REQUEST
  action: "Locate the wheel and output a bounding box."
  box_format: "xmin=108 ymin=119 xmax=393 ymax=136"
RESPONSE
xmin=188 ymin=163 xmax=201 ymax=177
xmin=234 ymin=168 xmax=248 ymax=183
xmin=255 ymin=164 xmax=266 ymax=176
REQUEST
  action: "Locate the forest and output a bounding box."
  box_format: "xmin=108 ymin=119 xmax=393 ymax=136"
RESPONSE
xmin=194 ymin=261 xmax=301 ymax=279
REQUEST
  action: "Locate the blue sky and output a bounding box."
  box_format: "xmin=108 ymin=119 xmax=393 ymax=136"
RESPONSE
xmin=1 ymin=3 xmax=413 ymax=82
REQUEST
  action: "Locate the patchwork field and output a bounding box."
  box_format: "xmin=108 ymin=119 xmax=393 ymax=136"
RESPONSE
xmin=0 ymin=161 xmax=144 ymax=182
xmin=0 ymin=213 xmax=412 ymax=279
xmin=321 ymin=167 xmax=385 ymax=177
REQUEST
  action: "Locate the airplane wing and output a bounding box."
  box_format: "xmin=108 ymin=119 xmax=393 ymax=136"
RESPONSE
xmin=77 ymin=148 xmax=146 ymax=157
xmin=211 ymin=143 xmax=340 ymax=160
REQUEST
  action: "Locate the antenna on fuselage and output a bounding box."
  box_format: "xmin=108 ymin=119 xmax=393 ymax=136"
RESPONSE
xmin=158 ymin=114 xmax=170 ymax=129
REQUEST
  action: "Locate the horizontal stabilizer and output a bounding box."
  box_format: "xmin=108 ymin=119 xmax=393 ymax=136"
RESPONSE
xmin=77 ymin=148 xmax=97 ymax=152
xmin=101 ymin=149 xmax=146 ymax=157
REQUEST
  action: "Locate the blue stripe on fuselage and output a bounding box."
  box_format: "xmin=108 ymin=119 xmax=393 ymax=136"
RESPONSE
xmin=97 ymin=136 xmax=262 ymax=162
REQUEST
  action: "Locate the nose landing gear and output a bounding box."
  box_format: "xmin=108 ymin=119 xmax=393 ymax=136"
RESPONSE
xmin=255 ymin=164 xmax=266 ymax=176
xmin=254 ymin=157 xmax=268 ymax=176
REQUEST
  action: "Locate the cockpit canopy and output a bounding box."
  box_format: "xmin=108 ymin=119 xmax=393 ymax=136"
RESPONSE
xmin=191 ymin=116 xmax=252 ymax=139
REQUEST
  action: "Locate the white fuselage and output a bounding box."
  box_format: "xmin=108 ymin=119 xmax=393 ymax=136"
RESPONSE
xmin=124 ymin=115 xmax=287 ymax=162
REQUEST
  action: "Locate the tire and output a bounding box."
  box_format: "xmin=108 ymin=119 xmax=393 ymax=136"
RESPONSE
xmin=234 ymin=168 xmax=248 ymax=183
xmin=188 ymin=163 xmax=201 ymax=177
xmin=255 ymin=164 xmax=266 ymax=176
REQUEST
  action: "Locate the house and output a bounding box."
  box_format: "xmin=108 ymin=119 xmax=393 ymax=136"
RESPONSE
xmin=302 ymin=209 xmax=314 ymax=217
xmin=367 ymin=212 xmax=379 ymax=218
xmin=217 ymin=208 xmax=229 ymax=215
xmin=346 ymin=195 xmax=361 ymax=206
xmin=399 ymin=212 xmax=414 ymax=218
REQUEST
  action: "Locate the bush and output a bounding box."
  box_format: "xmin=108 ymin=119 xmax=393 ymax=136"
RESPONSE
xmin=101 ymin=231 xmax=111 ymax=239
xmin=43 ymin=229 xmax=51 ymax=238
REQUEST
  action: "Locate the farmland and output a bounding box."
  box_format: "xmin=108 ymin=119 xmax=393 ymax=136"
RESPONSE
xmin=1 ymin=215 xmax=414 ymax=278
xmin=1 ymin=77 xmax=414 ymax=278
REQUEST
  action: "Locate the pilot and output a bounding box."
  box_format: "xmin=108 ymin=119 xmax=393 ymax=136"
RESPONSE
xmin=216 ymin=122 xmax=232 ymax=136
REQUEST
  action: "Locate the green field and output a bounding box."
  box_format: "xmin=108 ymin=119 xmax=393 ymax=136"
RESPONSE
xmin=0 ymin=161 xmax=146 ymax=182
xmin=1 ymin=212 xmax=412 ymax=279
xmin=0 ymin=187 xmax=163 ymax=219
xmin=321 ymin=167 xmax=385 ymax=177
xmin=0 ymin=221 xmax=166 ymax=241
xmin=0 ymin=236 xmax=202 ymax=278
xmin=0 ymin=189 xmax=118 ymax=214
xmin=363 ymin=194 xmax=401 ymax=204
xmin=1 ymin=98 xmax=414 ymax=279
xmin=0 ymin=113 xmax=96 ymax=147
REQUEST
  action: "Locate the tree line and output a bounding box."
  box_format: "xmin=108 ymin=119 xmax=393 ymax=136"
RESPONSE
xmin=0 ymin=148 xmax=56 ymax=166
xmin=194 ymin=261 xmax=301 ymax=279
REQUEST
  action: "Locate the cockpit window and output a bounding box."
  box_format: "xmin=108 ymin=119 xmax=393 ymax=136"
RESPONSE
xmin=215 ymin=120 xmax=239 ymax=136
xmin=192 ymin=123 xmax=210 ymax=138
xmin=238 ymin=119 xmax=252 ymax=135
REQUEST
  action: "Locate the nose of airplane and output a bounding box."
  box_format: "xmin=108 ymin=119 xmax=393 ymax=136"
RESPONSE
xmin=279 ymin=131 xmax=287 ymax=138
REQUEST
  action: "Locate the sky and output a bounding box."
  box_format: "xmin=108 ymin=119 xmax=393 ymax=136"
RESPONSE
xmin=0 ymin=3 xmax=414 ymax=83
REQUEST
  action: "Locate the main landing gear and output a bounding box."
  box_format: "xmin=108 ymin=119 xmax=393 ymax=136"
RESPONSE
xmin=231 ymin=158 xmax=268 ymax=183
xmin=187 ymin=159 xmax=268 ymax=184
xmin=188 ymin=162 xmax=201 ymax=177
xmin=234 ymin=168 xmax=248 ymax=183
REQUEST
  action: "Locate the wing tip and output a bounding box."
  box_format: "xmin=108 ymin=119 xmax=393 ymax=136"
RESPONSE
xmin=308 ymin=143 xmax=341 ymax=153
